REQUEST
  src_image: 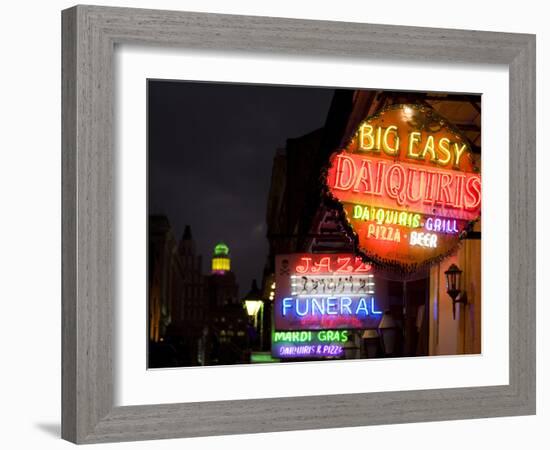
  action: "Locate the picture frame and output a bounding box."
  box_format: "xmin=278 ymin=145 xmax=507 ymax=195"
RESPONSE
xmin=61 ymin=4 xmax=536 ymax=444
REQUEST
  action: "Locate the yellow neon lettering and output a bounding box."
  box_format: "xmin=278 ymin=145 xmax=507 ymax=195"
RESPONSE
xmin=437 ymin=137 xmax=452 ymax=166
xmin=408 ymin=132 xmax=422 ymax=160
xmin=359 ymin=124 xmax=375 ymax=151
xmin=421 ymin=135 xmax=438 ymax=161
xmin=382 ymin=125 xmax=400 ymax=155
xmin=453 ymin=143 xmax=467 ymax=167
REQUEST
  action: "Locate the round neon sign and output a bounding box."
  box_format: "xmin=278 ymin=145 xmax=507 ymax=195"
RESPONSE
xmin=325 ymin=104 xmax=481 ymax=272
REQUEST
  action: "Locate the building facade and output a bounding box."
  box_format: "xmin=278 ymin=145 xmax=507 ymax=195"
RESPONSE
xmin=206 ymin=242 xmax=249 ymax=364
xmin=264 ymin=89 xmax=482 ymax=359
xmin=149 ymin=218 xmax=210 ymax=366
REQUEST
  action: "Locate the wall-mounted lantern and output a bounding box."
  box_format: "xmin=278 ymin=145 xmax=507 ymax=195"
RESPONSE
xmin=444 ymin=264 xmax=467 ymax=320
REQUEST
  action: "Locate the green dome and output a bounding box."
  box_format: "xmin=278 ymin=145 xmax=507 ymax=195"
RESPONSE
xmin=214 ymin=242 xmax=229 ymax=256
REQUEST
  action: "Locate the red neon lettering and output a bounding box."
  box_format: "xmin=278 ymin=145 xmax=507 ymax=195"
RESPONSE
xmin=352 ymin=160 xmax=373 ymax=193
xmin=295 ymin=257 xmax=312 ymax=274
xmin=423 ymin=171 xmax=438 ymax=204
xmin=355 ymin=259 xmax=372 ymax=272
xmin=436 ymin=173 xmax=454 ymax=206
xmin=385 ymin=164 xmax=407 ymax=206
xmin=464 ymin=176 xmax=481 ymax=210
xmin=332 ymin=154 xmax=355 ymax=190
xmin=328 ymin=153 xmax=481 ymax=220
xmin=335 ymin=257 xmax=353 ymax=273
xmin=452 ymin=174 xmax=466 ymax=209
xmin=406 ymin=167 xmax=424 ymax=202
xmin=373 ymin=161 xmax=387 ymax=195
xmin=293 ymin=255 xmax=372 ymax=274
xmin=312 ymin=256 xmax=331 ymax=273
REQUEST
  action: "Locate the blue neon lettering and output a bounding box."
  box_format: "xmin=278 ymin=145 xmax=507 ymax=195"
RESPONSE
xmin=426 ymin=217 xmax=433 ymax=231
xmin=295 ymin=298 xmax=309 ymax=316
xmin=326 ymin=297 xmax=338 ymax=315
xmin=312 ymin=298 xmax=325 ymax=315
xmin=371 ymin=297 xmax=382 ymax=314
xmin=281 ymin=297 xmax=382 ymax=318
xmin=282 ymin=297 xmax=293 ymax=316
xmin=340 ymin=297 xmax=352 ymax=314
xmin=356 ymin=297 xmax=369 ymax=315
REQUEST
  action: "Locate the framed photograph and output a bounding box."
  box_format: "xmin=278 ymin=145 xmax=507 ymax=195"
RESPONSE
xmin=62 ymin=5 xmax=536 ymax=444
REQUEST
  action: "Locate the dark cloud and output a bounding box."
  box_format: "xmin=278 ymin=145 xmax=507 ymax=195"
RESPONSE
xmin=148 ymin=80 xmax=334 ymax=295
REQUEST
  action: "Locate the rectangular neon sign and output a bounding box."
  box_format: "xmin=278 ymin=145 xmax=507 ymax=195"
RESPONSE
xmin=271 ymin=330 xmax=349 ymax=359
xmin=275 ymin=254 xmax=382 ymax=330
xmin=274 ymin=343 xmax=344 ymax=358
xmin=291 ymin=274 xmax=374 ymax=296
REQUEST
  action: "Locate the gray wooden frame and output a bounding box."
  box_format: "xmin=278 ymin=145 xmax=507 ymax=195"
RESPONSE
xmin=62 ymin=4 xmax=536 ymax=444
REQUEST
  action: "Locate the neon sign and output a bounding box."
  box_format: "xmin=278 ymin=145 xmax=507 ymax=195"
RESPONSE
xmin=293 ymin=254 xmax=372 ymax=274
xmin=425 ymin=217 xmax=459 ymax=233
xmin=291 ymin=274 xmax=374 ymax=296
xmin=272 ymin=330 xmax=348 ymax=359
xmin=282 ymin=296 xmax=381 ymax=317
xmin=353 ymin=204 xmax=421 ymax=228
xmin=275 ymin=254 xmax=382 ymax=330
xmin=410 ymin=231 xmax=438 ymax=248
xmin=330 ymin=153 xmax=481 ymax=217
xmin=325 ymin=104 xmax=481 ymax=270
xmin=273 ymin=330 xmax=349 ymax=343
xmin=274 ymin=344 xmax=343 ymax=358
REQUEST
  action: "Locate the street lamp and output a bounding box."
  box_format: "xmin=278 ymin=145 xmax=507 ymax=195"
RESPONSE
xmin=378 ymin=310 xmax=399 ymax=356
xmin=243 ymin=279 xmax=263 ymax=328
xmin=244 ymin=300 xmax=262 ymax=326
xmin=444 ymin=264 xmax=467 ymax=320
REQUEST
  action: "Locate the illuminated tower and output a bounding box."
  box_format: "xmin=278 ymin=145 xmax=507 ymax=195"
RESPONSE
xmin=208 ymin=242 xmax=239 ymax=307
xmin=211 ymin=242 xmax=231 ymax=274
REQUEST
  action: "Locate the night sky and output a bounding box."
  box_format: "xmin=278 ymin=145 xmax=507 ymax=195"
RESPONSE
xmin=148 ymin=80 xmax=335 ymax=296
